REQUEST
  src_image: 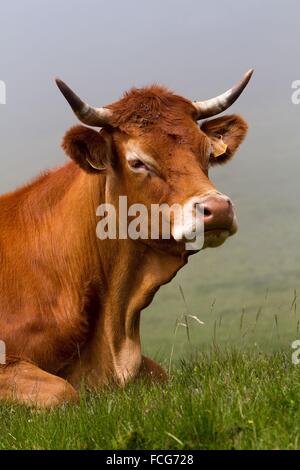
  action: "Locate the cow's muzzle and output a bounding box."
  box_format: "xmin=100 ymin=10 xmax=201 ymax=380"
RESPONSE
xmin=171 ymin=191 xmax=237 ymax=249
xmin=201 ymin=192 xmax=237 ymax=247
xmin=203 ymin=193 xmax=236 ymax=231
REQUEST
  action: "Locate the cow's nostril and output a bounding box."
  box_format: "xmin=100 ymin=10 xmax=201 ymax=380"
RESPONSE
xmin=201 ymin=195 xmax=235 ymax=231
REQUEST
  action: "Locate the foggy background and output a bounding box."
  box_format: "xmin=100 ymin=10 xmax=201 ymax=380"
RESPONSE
xmin=0 ymin=0 xmax=299 ymax=355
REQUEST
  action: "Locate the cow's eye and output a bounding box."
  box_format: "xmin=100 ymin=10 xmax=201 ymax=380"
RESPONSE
xmin=128 ymin=158 xmax=150 ymax=173
xmin=131 ymin=159 xmax=146 ymax=169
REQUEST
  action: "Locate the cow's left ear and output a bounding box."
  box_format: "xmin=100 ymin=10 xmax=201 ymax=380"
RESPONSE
xmin=62 ymin=125 xmax=113 ymax=173
xmin=201 ymin=115 xmax=248 ymax=165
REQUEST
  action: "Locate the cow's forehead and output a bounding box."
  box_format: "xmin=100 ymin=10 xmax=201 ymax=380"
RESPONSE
xmin=120 ymin=126 xmax=211 ymax=170
xmin=107 ymin=85 xmax=211 ymax=166
xmin=107 ymin=85 xmax=197 ymax=132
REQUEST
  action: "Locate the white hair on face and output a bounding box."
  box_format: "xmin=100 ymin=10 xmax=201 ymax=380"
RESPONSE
xmin=125 ymin=141 xmax=160 ymax=175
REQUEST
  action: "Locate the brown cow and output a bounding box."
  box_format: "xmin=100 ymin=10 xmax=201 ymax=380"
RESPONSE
xmin=0 ymin=70 xmax=253 ymax=407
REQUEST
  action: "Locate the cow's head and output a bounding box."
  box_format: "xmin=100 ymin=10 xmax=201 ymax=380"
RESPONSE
xmin=57 ymin=70 xmax=253 ymax=255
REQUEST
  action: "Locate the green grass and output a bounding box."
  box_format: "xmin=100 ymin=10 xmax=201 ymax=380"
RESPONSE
xmin=1 ymin=349 xmax=300 ymax=450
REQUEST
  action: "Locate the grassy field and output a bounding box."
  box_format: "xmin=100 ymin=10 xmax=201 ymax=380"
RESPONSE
xmin=1 ymin=349 xmax=300 ymax=450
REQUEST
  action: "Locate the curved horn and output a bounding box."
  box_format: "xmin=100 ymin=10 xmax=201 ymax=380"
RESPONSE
xmin=193 ymin=69 xmax=254 ymax=120
xmin=55 ymin=78 xmax=113 ymax=127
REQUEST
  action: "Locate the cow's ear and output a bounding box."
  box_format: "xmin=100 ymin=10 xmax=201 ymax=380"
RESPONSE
xmin=201 ymin=115 xmax=248 ymax=165
xmin=62 ymin=125 xmax=112 ymax=173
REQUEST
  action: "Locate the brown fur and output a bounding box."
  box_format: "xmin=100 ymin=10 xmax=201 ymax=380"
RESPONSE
xmin=0 ymin=85 xmax=248 ymax=407
xmin=107 ymin=85 xmax=196 ymax=135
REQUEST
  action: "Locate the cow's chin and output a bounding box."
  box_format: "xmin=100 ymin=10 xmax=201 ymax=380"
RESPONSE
xmin=203 ymin=222 xmax=238 ymax=249
xmin=145 ymin=220 xmax=238 ymax=256
xmin=203 ymin=229 xmax=231 ymax=248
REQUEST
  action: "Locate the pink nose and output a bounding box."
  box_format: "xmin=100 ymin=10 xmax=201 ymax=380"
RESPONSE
xmin=202 ymin=196 xmax=235 ymax=231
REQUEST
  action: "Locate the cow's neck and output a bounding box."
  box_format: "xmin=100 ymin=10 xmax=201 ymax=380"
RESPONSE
xmin=41 ymin=164 xmax=186 ymax=386
xmin=92 ymin=235 xmax=186 ymax=385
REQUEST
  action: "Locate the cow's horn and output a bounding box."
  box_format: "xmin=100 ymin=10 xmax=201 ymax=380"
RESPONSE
xmin=55 ymin=78 xmax=113 ymax=127
xmin=193 ymin=69 xmax=254 ymax=120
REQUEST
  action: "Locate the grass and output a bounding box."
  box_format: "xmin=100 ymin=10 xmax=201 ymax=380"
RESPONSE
xmin=1 ymin=349 xmax=300 ymax=450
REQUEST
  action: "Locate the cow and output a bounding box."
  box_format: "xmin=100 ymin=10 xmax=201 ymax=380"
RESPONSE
xmin=0 ymin=70 xmax=253 ymax=408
